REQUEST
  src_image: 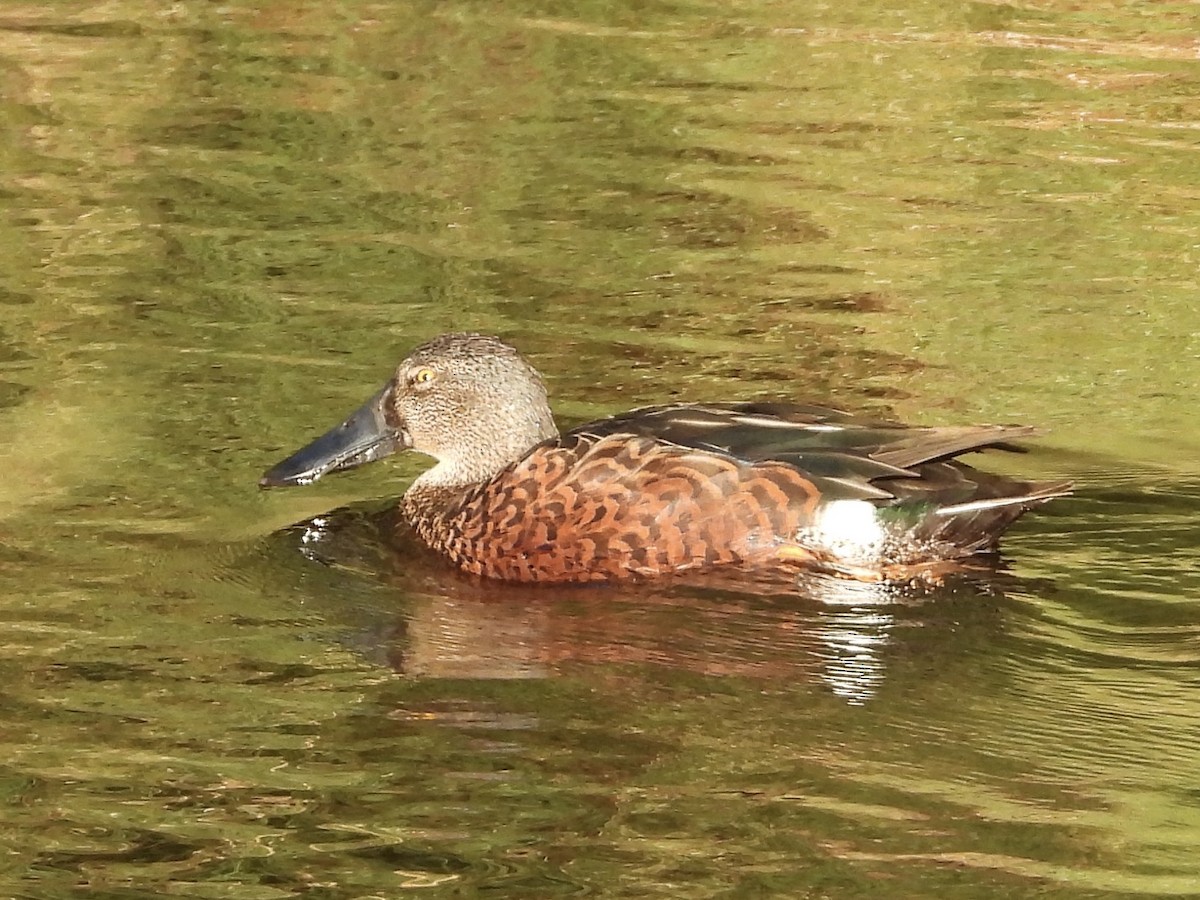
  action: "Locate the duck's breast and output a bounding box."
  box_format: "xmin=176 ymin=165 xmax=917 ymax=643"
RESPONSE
xmin=432 ymin=433 xmax=827 ymax=582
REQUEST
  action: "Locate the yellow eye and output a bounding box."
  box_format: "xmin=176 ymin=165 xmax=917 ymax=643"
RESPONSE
xmin=412 ymin=367 xmax=436 ymax=385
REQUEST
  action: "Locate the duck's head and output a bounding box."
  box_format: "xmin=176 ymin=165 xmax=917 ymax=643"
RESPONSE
xmin=260 ymin=333 xmax=559 ymax=489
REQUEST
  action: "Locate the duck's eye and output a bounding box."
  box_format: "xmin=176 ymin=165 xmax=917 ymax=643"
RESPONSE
xmin=411 ymin=367 xmax=437 ymax=386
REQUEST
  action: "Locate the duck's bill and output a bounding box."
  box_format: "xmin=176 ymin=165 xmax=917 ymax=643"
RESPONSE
xmin=259 ymin=385 xmax=408 ymax=488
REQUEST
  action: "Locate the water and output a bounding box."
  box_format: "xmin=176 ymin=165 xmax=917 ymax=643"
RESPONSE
xmin=2 ymin=0 xmax=1199 ymax=897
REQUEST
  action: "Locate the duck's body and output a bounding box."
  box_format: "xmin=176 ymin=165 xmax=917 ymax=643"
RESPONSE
xmin=261 ymin=334 xmax=1070 ymax=583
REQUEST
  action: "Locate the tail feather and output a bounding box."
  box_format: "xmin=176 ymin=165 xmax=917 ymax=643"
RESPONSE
xmin=920 ymin=479 xmax=1073 ymax=556
xmin=933 ymin=479 xmax=1073 ymax=518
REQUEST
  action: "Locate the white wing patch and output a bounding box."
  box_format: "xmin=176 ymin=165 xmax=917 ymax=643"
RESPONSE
xmin=798 ymin=499 xmax=888 ymax=562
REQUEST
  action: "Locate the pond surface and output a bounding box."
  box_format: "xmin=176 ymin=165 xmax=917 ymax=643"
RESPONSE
xmin=2 ymin=0 xmax=1199 ymax=897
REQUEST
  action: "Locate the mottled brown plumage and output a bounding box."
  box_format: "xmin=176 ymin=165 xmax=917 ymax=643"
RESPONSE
xmin=400 ymin=432 xmax=824 ymax=582
xmin=261 ymin=333 xmax=1071 ymax=583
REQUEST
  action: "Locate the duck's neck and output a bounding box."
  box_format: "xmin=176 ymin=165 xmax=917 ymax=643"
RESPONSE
xmin=401 ymin=396 xmax=559 ymax=522
xmin=402 ymin=435 xmax=556 ymax=522
xmin=401 ymin=472 xmax=468 ymax=526
xmin=420 ymin=401 xmax=558 ymax=484
xmin=401 ymin=461 xmax=487 ymax=517
xmin=400 ymin=461 xmax=509 ymax=533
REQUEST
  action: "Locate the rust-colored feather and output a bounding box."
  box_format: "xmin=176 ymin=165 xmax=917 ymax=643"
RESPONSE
xmin=404 ymin=433 xmax=826 ymax=583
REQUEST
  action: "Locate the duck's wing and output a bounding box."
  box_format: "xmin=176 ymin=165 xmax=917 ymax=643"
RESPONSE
xmin=569 ymin=403 xmax=900 ymax=502
xmin=571 ymin=402 xmax=1037 ymax=477
xmin=570 ymin=401 xmax=1071 ymax=516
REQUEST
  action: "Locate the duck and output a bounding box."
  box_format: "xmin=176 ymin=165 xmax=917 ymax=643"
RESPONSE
xmin=260 ymin=332 xmax=1071 ymax=583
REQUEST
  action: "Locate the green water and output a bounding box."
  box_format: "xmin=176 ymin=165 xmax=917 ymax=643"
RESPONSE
xmin=2 ymin=0 xmax=1199 ymax=896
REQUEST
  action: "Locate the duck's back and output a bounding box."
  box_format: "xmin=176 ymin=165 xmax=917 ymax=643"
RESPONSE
xmin=403 ymin=403 xmax=1070 ymax=583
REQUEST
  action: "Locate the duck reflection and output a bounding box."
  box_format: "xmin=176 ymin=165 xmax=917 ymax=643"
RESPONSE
xmin=274 ymin=505 xmax=1013 ymax=704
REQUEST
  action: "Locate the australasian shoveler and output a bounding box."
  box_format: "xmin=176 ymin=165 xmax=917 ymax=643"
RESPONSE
xmin=260 ymin=333 xmax=1071 ymax=583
